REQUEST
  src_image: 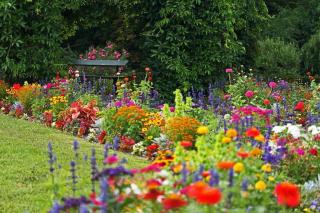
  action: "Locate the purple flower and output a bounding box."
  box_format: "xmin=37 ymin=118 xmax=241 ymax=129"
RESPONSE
xmin=93 ymin=166 xmax=133 ymax=180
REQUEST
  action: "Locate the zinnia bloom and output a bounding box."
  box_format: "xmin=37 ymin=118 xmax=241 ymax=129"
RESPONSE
xmin=246 ymin=127 xmax=260 ymax=137
xmin=162 ymin=194 xmax=188 ymax=210
xmin=309 ymin=148 xmax=318 ymax=156
xmin=216 ymin=161 xmax=235 ymax=170
xmin=245 ymin=90 xmax=254 ymax=98
xmin=274 ymin=182 xmax=300 ymax=208
xmin=195 ymin=187 xmax=222 ymax=205
xmin=294 ymin=101 xmax=305 ymax=112
xmin=263 ymin=99 xmax=271 ymax=105
xmin=180 ymin=141 xmax=193 ymax=148
xmin=269 ymin=82 xmax=277 ymax=89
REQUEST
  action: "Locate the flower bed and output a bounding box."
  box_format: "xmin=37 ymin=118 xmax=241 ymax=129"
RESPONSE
xmin=1 ymin=67 xmax=320 ymax=212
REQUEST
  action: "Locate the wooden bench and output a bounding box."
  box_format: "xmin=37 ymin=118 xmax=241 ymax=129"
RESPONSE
xmin=70 ymin=59 xmax=129 ymax=81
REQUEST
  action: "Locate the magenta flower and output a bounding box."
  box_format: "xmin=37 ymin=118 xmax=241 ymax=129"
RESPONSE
xmin=225 ymin=68 xmax=233 ymax=73
xmin=245 ymin=90 xmax=254 ymax=98
xmin=268 ymin=82 xmax=277 ymax=89
xmin=296 ymin=148 xmax=305 ymax=156
xmin=104 ymin=154 xmax=119 ymax=164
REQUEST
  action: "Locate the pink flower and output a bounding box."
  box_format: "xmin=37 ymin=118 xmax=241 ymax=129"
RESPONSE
xmin=224 ymin=94 xmax=231 ymax=100
xmin=225 ymin=68 xmax=233 ymax=73
xmin=269 ymin=82 xmax=277 ymax=89
xmin=104 ymin=154 xmax=119 ymax=164
xmin=170 ymin=107 xmax=175 ymax=112
xmin=245 ymin=90 xmax=254 ymax=98
xmin=296 ymin=148 xmax=305 ymax=156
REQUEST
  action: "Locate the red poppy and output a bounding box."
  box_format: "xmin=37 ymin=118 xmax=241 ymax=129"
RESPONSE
xmin=180 ymin=141 xmax=193 ymax=148
xmin=246 ymin=127 xmax=260 ymax=138
xmin=216 ymin=161 xmax=235 ymax=170
xmin=274 ymin=182 xmax=300 ymax=208
xmin=294 ymin=101 xmax=305 ymax=112
xmin=309 ymin=148 xmax=318 ymax=156
xmin=162 ymin=194 xmax=188 ymax=210
xmin=195 ymin=187 xmax=222 ymax=205
xmin=263 ymin=99 xmax=271 ymax=105
xmin=142 ymin=189 xmax=164 ymax=200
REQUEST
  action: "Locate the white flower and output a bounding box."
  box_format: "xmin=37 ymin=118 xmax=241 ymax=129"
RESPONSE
xmin=272 ymin=125 xmax=287 ymax=134
xmin=308 ymin=125 xmax=320 ymax=135
xmin=158 ymin=170 xmax=170 ymax=178
xmin=130 ymin=183 xmax=141 ymax=195
xmin=286 ymin=124 xmax=301 ymax=139
xmin=224 ymin=114 xmax=231 ymax=121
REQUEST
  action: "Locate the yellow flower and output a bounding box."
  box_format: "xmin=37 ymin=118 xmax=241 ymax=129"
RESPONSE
xmin=197 ymin=126 xmax=209 ymax=135
xmin=255 ymin=180 xmax=267 ymax=191
xmin=147 ymin=136 xmax=153 ymax=140
xmin=172 ymin=164 xmax=183 ymax=173
xmin=142 ymin=128 xmax=147 ymax=132
xmin=268 ymin=176 xmax=275 ymax=181
xmin=233 ymin=162 xmax=245 ymax=173
xmin=241 ymin=191 xmax=249 ymax=198
xmin=254 ymin=134 xmax=265 ymax=143
xmin=222 ymin=137 xmax=232 ymax=144
xmin=261 ymin=164 xmax=272 ymax=173
xmin=226 ymin=128 xmax=237 ymax=138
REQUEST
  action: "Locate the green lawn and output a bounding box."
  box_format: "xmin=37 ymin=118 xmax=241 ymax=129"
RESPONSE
xmin=0 ymin=114 xmax=147 ymax=213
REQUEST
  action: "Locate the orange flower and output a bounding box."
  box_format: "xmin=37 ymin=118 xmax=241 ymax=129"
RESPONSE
xmin=162 ymin=194 xmax=188 ymax=210
xmin=237 ymin=150 xmax=250 ymax=159
xmin=183 ymin=182 xmax=208 ymax=199
xmin=180 ymin=141 xmax=193 ymax=148
xmin=146 ymin=179 xmax=161 ymax=190
xmin=226 ymin=129 xmax=237 ymax=138
xmin=250 ymin=148 xmax=262 ymax=157
xmin=274 ymin=182 xmax=300 ymax=208
xmin=246 ymin=127 xmax=260 ymax=137
xmin=216 ymin=161 xmax=235 ymax=170
xmin=254 ymin=134 xmax=265 ymax=143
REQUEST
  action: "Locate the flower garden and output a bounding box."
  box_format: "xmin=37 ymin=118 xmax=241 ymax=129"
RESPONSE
xmin=2 ymin=1 xmax=320 ymax=212
xmin=1 ymin=65 xmax=320 ymax=212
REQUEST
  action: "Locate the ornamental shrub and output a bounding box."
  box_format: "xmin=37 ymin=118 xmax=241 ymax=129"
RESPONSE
xmin=254 ymin=38 xmax=301 ymax=80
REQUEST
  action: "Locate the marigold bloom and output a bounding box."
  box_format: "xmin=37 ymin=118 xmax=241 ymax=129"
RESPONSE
xmin=233 ymin=162 xmax=245 ymax=173
xmin=222 ymin=137 xmax=232 ymax=144
xmin=254 ymin=134 xmax=265 ymax=143
xmin=250 ymin=148 xmax=262 ymax=157
xmin=255 ymin=180 xmax=267 ymax=191
xmin=216 ymin=161 xmax=235 ymax=170
xmin=197 ymin=126 xmax=209 ymax=135
xmin=246 ymin=127 xmax=260 ymax=137
xmin=274 ymin=182 xmax=300 ymax=208
xmin=195 ymin=187 xmax=222 ymax=205
xmin=226 ymin=129 xmax=237 ymax=138
xmin=261 ymin=164 xmax=272 ymax=173
xmin=162 ymin=194 xmax=188 ymax=210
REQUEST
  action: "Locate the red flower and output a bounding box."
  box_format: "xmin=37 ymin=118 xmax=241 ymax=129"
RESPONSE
xmin=146 ymin=179 xmax=162 ymax=190
xmin=274 ymin=182 xmax=300 ymax=208
xmin=263 ymin=99 xmax=271 ymax=105
xmin=97 ymin=130 xmax=107 ymax=144
xmin=13 ymin=83 xmax=21 ymax=90
xmin=162 ymin=194 xmax=188 ymax=210
xmin=140 ymin=163 xmax=163 ymax=173
xmin=142 ymin=189 xmax=164 ymax=200
xmin=182 ymin=182 xmax=208 ymax=199
xmin=195 ymin=187 xmax=222 ymax=205
xmin=180 ymin=141 xmax=193 ymax=148
xmin=147 ymin=144 xmax=159 ymax=152
xmin=309 ymin=148 xmax=318 ymax=156
xmin=237 ymin=151 xmax=250 ymax=159
xmin=89 ymin=192 xmax=104 ymax=206
xmin=294 ymin=101 xmax=305 ymax=112
xmin=246 ymin=127 xmax=260 ymax=137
